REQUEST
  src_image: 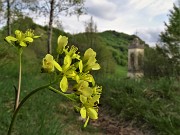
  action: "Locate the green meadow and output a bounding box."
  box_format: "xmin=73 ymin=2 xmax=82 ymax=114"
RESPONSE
xmin=0 ymin=18 xmax=180 ymax=135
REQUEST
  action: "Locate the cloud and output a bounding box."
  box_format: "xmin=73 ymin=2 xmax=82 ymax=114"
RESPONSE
xmin=85 ymin=0 xmax=117 ymax=20
xmin=32 ymin=0 xmax=176 ymax=47
xmin=136 ymin=28 xmax=163 ymax=46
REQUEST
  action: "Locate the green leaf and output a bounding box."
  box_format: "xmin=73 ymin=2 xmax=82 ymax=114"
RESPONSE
xmin=60 ymin=76 xmax=68 ymax=92
xmin=64 ymin=93 xmax=79 ymax=101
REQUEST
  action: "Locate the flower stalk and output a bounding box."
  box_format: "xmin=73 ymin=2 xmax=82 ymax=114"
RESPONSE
xmin=8 ymin=82 xmax=56 ymax=135
xmin=3 ymin=30 xmax=102 ymax=135
xmin=15 ymin=50 xmax=22 ymax=110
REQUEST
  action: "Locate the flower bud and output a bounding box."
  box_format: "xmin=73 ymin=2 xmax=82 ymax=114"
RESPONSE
xmin=57 ymin=35 xmax=68 ymax=54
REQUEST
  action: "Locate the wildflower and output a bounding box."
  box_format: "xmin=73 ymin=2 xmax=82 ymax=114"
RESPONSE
xmin=25 ymin=29 xmax=40 ymax=39
xmin=60 ymin=76 xmax=68 ymax=92
xmin=80 ymin=94 xmax=100 ymax=127
xmin=57 ymin=35 xmax=68 ymax=54
xmin=82 ymin=48 xmax=101 ymax=72
xmin=64 ymin=45 xmax=80 ymax=60
xmin=75 ymin=80 xmax=93 ymax=97
xmin=41 ymin=34 xmax=102 ymax=128
xmin=42 ymin=54 xmax=62 ymax=73
xmin=5 ymin=29 xmax=40 ymax=47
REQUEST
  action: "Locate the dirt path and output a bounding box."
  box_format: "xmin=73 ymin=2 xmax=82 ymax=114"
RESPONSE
xmin=90 ymin=106 xmax=154 ymax=135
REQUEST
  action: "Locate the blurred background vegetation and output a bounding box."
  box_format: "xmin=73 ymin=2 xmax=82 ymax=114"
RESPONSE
xmin=0 ymin=1 xmax=179 ymax=135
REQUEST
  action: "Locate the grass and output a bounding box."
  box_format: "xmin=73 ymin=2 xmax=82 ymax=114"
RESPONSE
xmin=1 ymin=25 xmax=179 ymax=135
xmin=97 ymin=76 xmax=180 ymax=135
xmin=115 ymin=65 xmax=127 ymax=77
xmin=0 ymin=46 xmax=102 ymax=135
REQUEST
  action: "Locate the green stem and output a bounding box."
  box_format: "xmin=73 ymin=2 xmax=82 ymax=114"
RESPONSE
xmin=15 ymin=52 xmax=22 ymax=110
xmin=48 ymin=86 xmax=76 ymax=102
xmin=7 ymin=82 xmax=55 ymax=135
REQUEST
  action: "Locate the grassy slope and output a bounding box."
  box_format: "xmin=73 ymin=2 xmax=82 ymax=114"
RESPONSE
xmin=3 ymin=17 xmax=178 ymax=135
xmin=0 ymin=20 xmax=103 ymax=134
xmin=97 ymin=76 xmax=180 ymax=135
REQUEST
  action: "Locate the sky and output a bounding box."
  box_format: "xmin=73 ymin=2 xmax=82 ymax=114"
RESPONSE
xmin=44 ymin=0 xmax=177 ymax=46
xmin=0 ymin=0 xmax=177 ymax=46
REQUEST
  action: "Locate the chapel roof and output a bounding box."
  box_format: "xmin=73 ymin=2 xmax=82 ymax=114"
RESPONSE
xmin=128 ymin=38 xmax=144 ymax=49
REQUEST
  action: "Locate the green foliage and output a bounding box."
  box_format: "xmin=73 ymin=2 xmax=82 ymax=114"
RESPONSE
xmin=0 ymin=57 xmax=101 ymax=134
xmin=98 ymin=76 xmax=180 ymax=135
xmin=158 ymin=4 xmax=180 ymax=76
xmin=1 ymin=17 xmax=133 ymax=76
xmin=144 ymin=46 xmax=172 ymax=77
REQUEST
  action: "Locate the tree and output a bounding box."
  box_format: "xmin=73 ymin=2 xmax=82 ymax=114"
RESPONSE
xmin=0 ymin=0 xmax=30 ymax=35
xmin=85 ymin=16 xmax=97 ymax=33
xmin=158 ymin=3 xmax=180 ymax=76
xmin=24 ymin=0 xmax=85 ymax=54
xmin=144 ymin=46 xmax=171 ymax=78
xmin=0 ymin=0 xmax=16 ymax=35
xmin=6 ymin=0 xmax=11 ymax=35
xmin=84 ymin=16 xmax=97 ymax=48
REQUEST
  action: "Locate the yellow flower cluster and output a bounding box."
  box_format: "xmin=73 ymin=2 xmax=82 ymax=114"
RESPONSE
xmin=5 ymin=29 xmax=40 ymax=47
xmin=42 ymin=35 xmax=102 ymax=127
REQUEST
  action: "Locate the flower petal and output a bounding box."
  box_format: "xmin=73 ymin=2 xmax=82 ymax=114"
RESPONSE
xmin=60 ymin=76 xmax=68 ymax=92
xmin=81 ymin=87 xmax=93 ymax=97
xmin=79 ymin=60 xmax=83 ymax=73
xmin=84 ymin=48 xmax=96 ymax=61
xmin=63 ymin=55 xmax=72 ymax=71
xmin=53 ymin=60 xmax=62 ymax=71
xmin=33 ymin=36 xmax=41 ymax=38
xmin=24 ymin=37 xmax=33 ymax=42
xmin=80 ymin=95 xmax=87 ymax=104
xmin=20 ymin=41 xmax=27 ymax=47
xmin=80 ymin=107 xmax=86 ymax=119
xmin=87 ymin=107 xmax=98 ymax=119
xmin=5 ymin=36 xmax=18 ymax=41
xmin=92 ymin=63 xmax=101 ymax=70
xmin=57 ymin=35 xmax=68 ymax=54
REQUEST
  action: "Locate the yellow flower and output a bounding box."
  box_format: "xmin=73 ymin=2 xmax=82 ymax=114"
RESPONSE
xmin=75 ymin=80 xmax=93 ymax=97
xmin=42 ymin=54 xmax=62 ymax=73
xmin=4 ymin=29 xmax=40 ymax=47
xmin=25 ymin=29 xmax=40 ymax=39
xmin=64 ymin=45 xmax=80 ymax=60
xmin=62 ymin=55 xmax=72 ymax=72
xmin=80 ymin=106 xmax=98 ymax=127
xmin=57 ymin=35 xmax=68 ymax=54
xmin=82 ymin=48 xmax=101 ymax=72
xmin=60 ymin=76 xmax=68 ymax=92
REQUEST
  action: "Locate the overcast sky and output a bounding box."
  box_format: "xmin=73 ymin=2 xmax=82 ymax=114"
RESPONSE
xmin=0 ymin=0 xmax=176 ymax=46
xmin=38 ymin=0 xmax=178 ymax=46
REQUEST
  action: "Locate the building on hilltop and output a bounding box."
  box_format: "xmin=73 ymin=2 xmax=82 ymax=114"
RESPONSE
xmin=127 ymin=38 xmax=144 ymax=78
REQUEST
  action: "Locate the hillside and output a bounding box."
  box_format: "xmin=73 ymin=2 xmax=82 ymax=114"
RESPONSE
xmin=0 ymin=17 xmax=146 ymax=76
xmin=1 ymin=17 xmax=179 ymax=135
